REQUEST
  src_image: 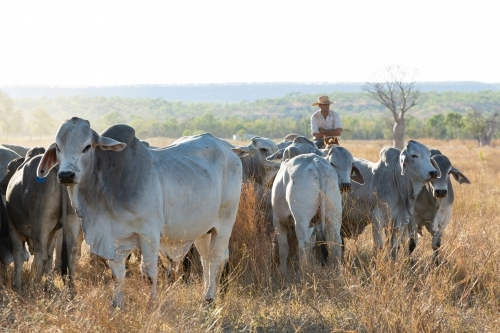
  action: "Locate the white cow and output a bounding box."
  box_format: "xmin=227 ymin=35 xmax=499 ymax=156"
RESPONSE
xmin=37 ymin=118 xmax=242 ymax=307
xmin=272 ymin=153 xmax=348 ymax=279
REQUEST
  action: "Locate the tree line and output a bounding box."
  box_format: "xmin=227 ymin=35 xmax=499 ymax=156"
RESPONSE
xmin=1 ymin=90 xmax=499 ymax=144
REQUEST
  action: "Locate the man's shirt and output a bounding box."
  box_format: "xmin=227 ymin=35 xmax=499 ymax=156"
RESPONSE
xmin=310 ymin=109 xmax=342 ymax=136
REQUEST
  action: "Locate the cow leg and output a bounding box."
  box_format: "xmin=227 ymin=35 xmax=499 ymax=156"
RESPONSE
xmin=294 ymin=217 xmax=315 ymax=282
xmin=31 ymin=228 xmax=55 ymax=286
xmin=195 ymin=228 xmax=231 ymax=303
xmin=195 ymin=233 xmax=211 ymax=297
xmin=274 ymin=221 xmax=289 ymax=276
xmin=0 ymin=264 xmax=5 ymax=286
xmin=408 ymin=218 xmax=420 ymax=255
xmin=62 ymin=214 xmax=82 ymax=289
xmin=325 ymin=200 xmax=342 ymax=268
xmin=390 ymin=228 xmax=401 ymax=262
xmin=139 ymin=235 xmax=159 ymax=301
xmin=9 ymin=223 xmax=25 ymax=289
xmin=370 ymin=208 xmax=385 ymax=253
xmin=431 ymin=230 xmax=443 ymax=266
xmin=46 ymin=229 xmax=62 ymax=275
xmin=108 ymin=259 xmax=126 ymax=308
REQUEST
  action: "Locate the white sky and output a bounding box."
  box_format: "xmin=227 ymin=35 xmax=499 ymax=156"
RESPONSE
xmin=1 ymin=0 xmax=499 ymax=86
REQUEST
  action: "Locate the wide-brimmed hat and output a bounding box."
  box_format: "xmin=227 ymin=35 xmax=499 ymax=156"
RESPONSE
xmin=312 ymin=96 xmax=334 ymax=106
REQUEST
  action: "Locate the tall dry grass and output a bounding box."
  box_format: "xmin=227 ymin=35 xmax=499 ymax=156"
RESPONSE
xmin=1 ymin=139 xmax=499 ymax=332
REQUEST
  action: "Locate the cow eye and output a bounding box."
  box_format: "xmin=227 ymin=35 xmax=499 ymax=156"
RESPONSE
xmin=259 ymin=148 xmax=268 ymax=153
xmin=411 ymin=154 xmax=418 ymax=158
xmin=82 ymin=145 xmax=91 ymax=153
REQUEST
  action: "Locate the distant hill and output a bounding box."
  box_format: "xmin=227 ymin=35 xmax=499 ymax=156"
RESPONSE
xmin=2 ymin=82 xmax=500 ymax=103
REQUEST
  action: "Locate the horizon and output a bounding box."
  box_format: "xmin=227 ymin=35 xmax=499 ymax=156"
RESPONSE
xmin=2 ymin=80 xmax=500 ymax=89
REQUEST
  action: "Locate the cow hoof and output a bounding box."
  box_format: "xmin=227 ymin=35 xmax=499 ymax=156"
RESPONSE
xmin=112 ymin=300 xmax=124 ymax=309
xmin=204 ymin=298 xmax=214 ymax=306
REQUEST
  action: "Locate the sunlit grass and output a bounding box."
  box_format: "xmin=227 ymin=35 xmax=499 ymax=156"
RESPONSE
xmin=1 ymin=138 xmax=499 ymax=332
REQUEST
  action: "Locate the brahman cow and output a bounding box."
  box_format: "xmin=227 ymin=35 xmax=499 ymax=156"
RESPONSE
xmin=37 ymin=118 xmax=242 ymax=307
xmin=406 ymin=151 xmax=470 ymax=265
xmin=228 ymin=136 xmax=278 ymax=185
xmin=1 ymin=144 xmax=30 ymax=158
xmin=0 ymin=146 xmax=20 ymax=186
xmin=342 ymin=140 xmax=440 ymax=261
xmin=0 ymin=197 xmax=12 ymax=285
xmin=271 ymin=140 xmax=365 ymax=272
xmin=272 ymin=153 xmax=343 ymax=279
xmin=6 ymin=151 xmax=82 ymax=289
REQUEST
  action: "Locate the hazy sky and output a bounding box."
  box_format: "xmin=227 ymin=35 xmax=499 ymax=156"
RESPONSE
xmin=1 ymin=0 xmax=499 ymax=86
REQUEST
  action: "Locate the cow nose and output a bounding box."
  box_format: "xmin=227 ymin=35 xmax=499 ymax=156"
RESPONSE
xmin=429 ymin=170 xmax=438 ymax=179
xmin=434 ymin=189 xmax=447 ymax=198
xmin=58 ymin=171 xmax=75 ymax=184
xmin=340 ymin=183 xmax=351 ymax=193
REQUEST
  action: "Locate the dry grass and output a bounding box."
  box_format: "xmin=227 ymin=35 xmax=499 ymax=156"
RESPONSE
xmin=1 ymin=139 xmax=499 ymax=332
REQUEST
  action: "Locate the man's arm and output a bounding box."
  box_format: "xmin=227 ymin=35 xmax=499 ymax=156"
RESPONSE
xmin=313 ymin=128 xmax=342 ymax=138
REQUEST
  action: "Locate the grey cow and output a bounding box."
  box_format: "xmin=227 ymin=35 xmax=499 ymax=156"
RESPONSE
xmin=6 ymin=153 xmax=82 ymax=289
xmin=406 ymin=151 xmax=470 ymax=265
xmin=342 ymin=140 xmax=440 ymax=261
xmin=1 ymin=144 xmax=30 ymax=158
xmin=0 ymin=146 xmax=20 ymax=183
xmin=38 ymin=119 xmax=242 ymax=307
xmin=226 ymin=137 xmax=279 ymax=234
xmin=0 ymin=157 xmax=30 ymax=286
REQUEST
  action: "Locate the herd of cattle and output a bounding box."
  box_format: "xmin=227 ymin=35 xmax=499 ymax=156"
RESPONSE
xmin=0 ymin=117 xmax=470 ymax=308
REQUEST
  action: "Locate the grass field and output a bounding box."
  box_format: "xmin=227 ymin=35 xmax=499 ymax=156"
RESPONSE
xmin=1 ymin=138 xmax=499 ymax=332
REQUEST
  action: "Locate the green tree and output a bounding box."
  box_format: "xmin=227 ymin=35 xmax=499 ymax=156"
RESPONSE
xmin=30 ymin=106 xmax=55 ymax=140
xmin=0 ymin=90 xmax=16 ymax=140
xmin=426 ymin=114 xmax=447 ymax=139
xmin=96 ymin=111 xmax=126 ymax=132
xmin=444 ymin=111 xmax=463 ymax=139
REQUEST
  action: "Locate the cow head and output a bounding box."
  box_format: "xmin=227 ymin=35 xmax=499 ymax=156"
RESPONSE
xmin=324 ymin=146 xmax=364 ymax=193
xmin=428 ymin=154 xmax=471 ymax=198
xmin=231 ymin=136 xmax=278 ymax=169
xmin=37 ymin=117 xmax=127 ymax=185
xmin=267 ymin=136 xmax=323 ymax=163
xmin=399 ymin=140 xmax=441 ymax=182
xmin=0 ymin=157 xmax=25 ymax=195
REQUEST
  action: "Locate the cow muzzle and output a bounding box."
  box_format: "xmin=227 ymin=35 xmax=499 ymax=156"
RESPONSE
xmin=58 ymin=171 xmax=76 ymax=184
xmin=433 ymin=189 xmax=447 ymax=198
xmin=340 ymin=183 xmax=351 ymax=193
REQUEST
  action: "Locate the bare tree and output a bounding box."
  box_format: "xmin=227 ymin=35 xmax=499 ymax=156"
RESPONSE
xmin=363 ymin=66 xmax=420 ymax=150
xmin=463 ymin=108 xmax=499 ymax=146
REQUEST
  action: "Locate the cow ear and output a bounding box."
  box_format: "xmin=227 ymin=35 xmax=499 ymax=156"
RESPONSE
xmin=96 ymin=136 xmax=127 ymax=151
xmin=399 ymin=152 xmax=407 ymax=175
xmin=231 ymin=146 xmax=250 ymax=157
xmin=451 ymin=167 xmax=471 ymax=184
xmin=430 ymin=157 xmax=442 ymax=178
xmin=37 ymin=143 xmax=58 ymax=178
xmin=266 ymin=149 xmax=284 ymax=161
xmin=350 ymin=164 xmax=365 ymax=185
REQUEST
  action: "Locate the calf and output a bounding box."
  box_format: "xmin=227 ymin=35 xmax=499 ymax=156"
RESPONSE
xmin=406 ymin=152 xmax=470 ymax=265
xmin=6 ymin=153 xmax=81 ymax=289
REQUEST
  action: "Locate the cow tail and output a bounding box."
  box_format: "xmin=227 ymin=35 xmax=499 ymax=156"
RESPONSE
xmin=317 ymin=162 xmax=329 ymax=265
xmin=60 ymin=186 xmax=69 ymax=277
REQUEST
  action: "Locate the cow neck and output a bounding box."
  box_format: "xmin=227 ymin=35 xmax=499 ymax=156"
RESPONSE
xmin=393 ymin=161 xmax=422 ymax=224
